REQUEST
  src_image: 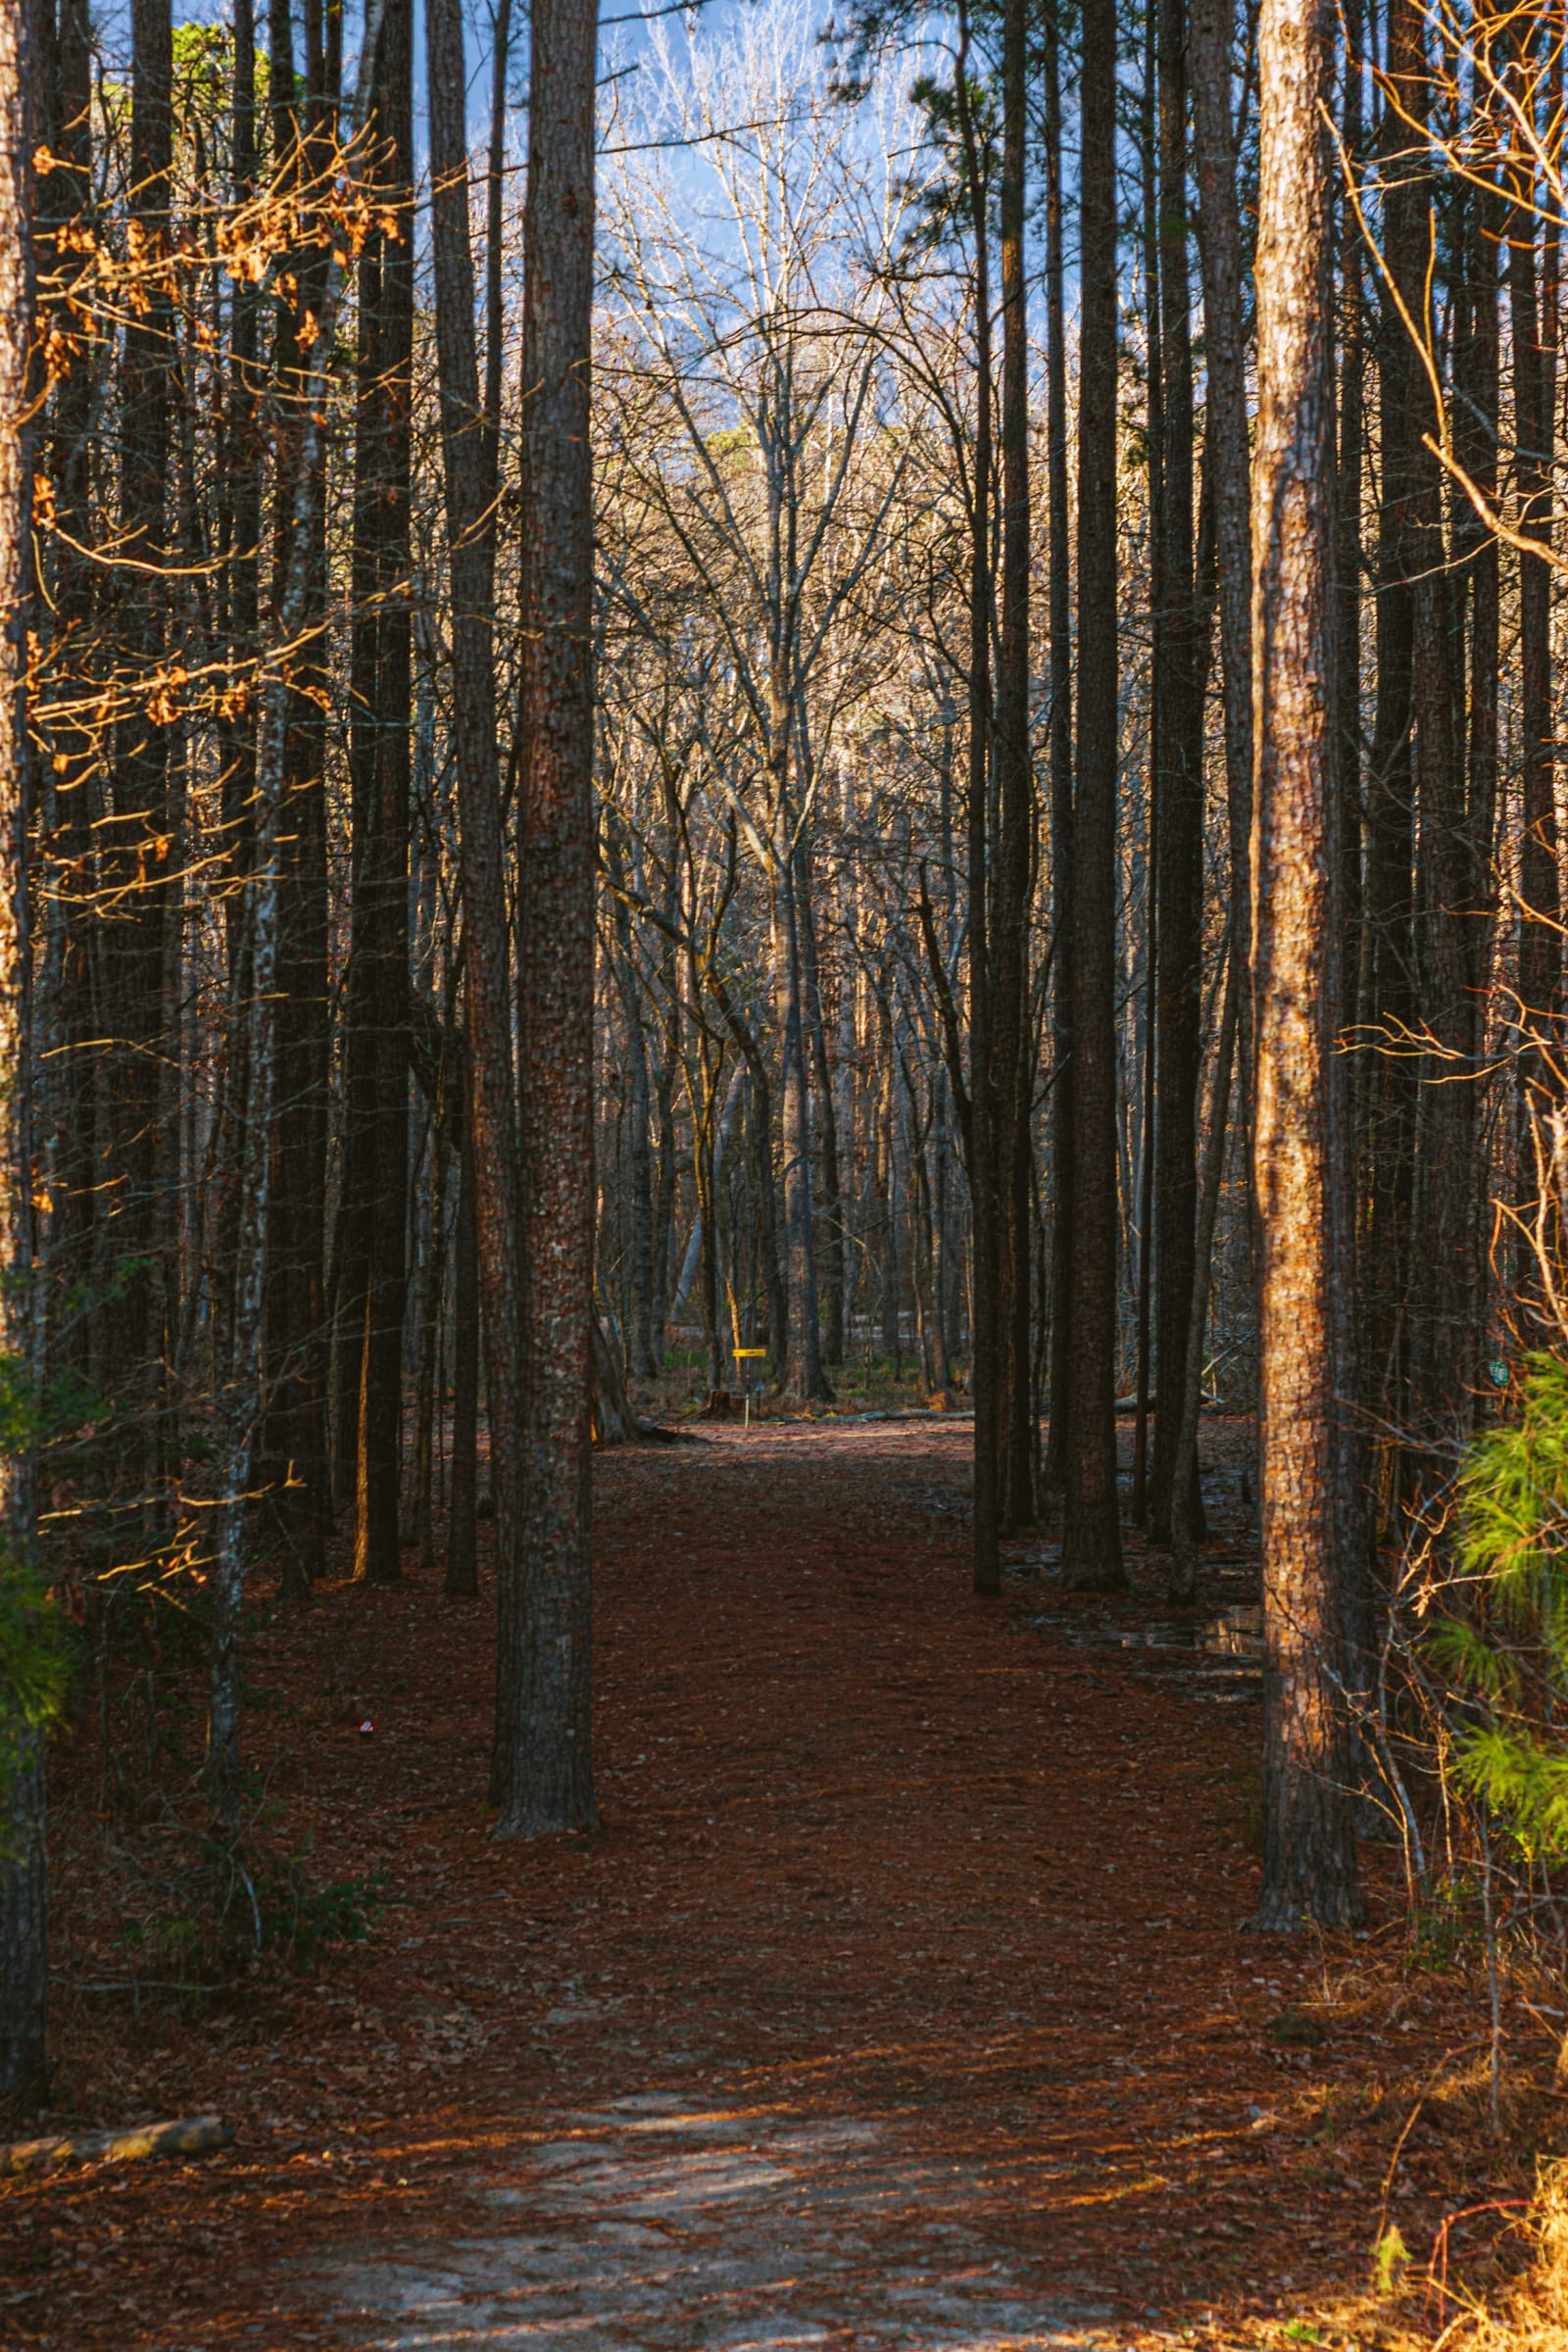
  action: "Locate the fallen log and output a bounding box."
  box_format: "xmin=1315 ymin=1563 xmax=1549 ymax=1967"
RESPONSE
xmin=1 ymin=2115 xmax=233 ymax=2178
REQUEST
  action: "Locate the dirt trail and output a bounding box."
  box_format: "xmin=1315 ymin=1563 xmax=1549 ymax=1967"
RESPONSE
xmin=4 ymin=1425 xmax=1485 ymax=2349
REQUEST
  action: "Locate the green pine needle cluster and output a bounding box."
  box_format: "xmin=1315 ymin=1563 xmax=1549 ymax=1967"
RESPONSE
xmin=1429 ymin=1354 xmax=1568 ymax=1866
xmin=0 ymin=1548 xmax=69 ymax=1840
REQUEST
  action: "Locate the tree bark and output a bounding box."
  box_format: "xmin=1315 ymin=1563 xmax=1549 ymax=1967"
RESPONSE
xmin=499 ymin=0 xmax=601 ymax=1835
xmin=994 ymin=0 xmax=1034 ymax=1533
xmin=1061 ymin=0 xmax=1126 ymax=1592
xmin=426 ymin=0 xmax=524 ymax=1614
xmin=0 ymin=0 xmax=43 ymax=2102
xmin=446 ymin=1114 xmax=480 ymax=1597
xmin=1363 ymin=0 xmax=1421 ymax=1437
xmin=1042 ymin=0 xmax=1074 ymax=1494
xmin=1150 ymin=0 xmax=1208 ymax=1545
xmin=1250 ymin=0 xmax=1362 ymax=1928
xmin=104 ymin=0 xmax=173 ymax=1485
xmin=261 ymin=0 xmax=334 ymax=1598
xmin=1507 ymin=16 xmax=1557 ymax=1032
xmin=342 ymin=0 xmax=413 ymax=1587
xmin=208 ymin=0 xmax=392 ymax=1830
xmin=952 ymin=0 xmax=1001 ymax=1593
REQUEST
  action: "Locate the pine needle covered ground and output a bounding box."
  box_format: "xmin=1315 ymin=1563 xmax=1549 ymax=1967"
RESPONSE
xmin=2 ymin=1423 xmax=1559 ymax=2348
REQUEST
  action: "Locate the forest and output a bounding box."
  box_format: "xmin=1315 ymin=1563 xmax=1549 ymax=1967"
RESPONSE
xmin=3 ymin=0 xmax=1568 ymax=2339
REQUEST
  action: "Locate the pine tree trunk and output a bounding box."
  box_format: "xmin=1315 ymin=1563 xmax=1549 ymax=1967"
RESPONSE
xmin=498 ymin=0 xmax=601 ymax=1836
xmin=1364 ymin=0 xmax=1421 ymax=1440
xmin=953 ymin=0 xmax=1001 ymax=1592
xmin=446 ymin=1119 xmax=479 ymax=1597
xmin=1250 ymin=0 xmax=1362 ymax=1929
xmin=425 ymin=0 xmax=523 ymax=1612
xmin=1042 ymin=0 xmax=1074 ymax=1494
xmin=1508 ymin=18 xmax=1557 ymax=1032
xmin=0 ymin=0 xmax=43 ymax=2102
xmin=1150 ymin=0 xmax=1207 ymax=1546
xmin=1407 ymin=90 xmax=1479 ymax=1446
xmin=994 ymin=0 xmax=1034 ymax=1533
xmin=341 ymin=0 xmax=413 ymax=1587
xmin=261 ymin=7 xmax=334 ymax=1597
xmin=1062 ymin=0 xmax=1126 ymax=1592
xmin=208 ymin=0 xmax=391 ymax=1828
xmin=105 ymin=0 xmax=173 ymax=1484
xmin=37 ymin=0 xmax=96 ymax=1394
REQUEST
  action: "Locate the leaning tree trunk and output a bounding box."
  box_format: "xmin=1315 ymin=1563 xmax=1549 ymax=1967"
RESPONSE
xmin=1250 ymin=0 xmax=1362 ymax=1931
xmin=497 ymin=0 xmax=601 ymax=1837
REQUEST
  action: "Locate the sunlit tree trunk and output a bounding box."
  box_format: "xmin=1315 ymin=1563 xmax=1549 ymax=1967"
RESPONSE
xmin=0 ymin=0 xmax=43 ymax=2102
xmin=1250 ymin=0 xmax=1362 ymax=1929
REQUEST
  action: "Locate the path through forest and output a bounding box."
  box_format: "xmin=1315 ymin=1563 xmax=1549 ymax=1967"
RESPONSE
xmin=9 ymin=1425 xmax=1489 ymax=2348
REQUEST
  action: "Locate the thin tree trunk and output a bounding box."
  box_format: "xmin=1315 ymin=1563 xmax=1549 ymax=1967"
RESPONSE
xmin=352 ymin=0 xmax=413 ymax=1588
xmin=1407 ymin=75 xmax=1479 ymax=1446
xmin=426 ymin=0 xmax=524 ymax=1614
xmin=798 ymin=849 xmax=845 ymax=1374
xmin=207 ymin=0 xmax=391 ymax=1827
xmin=105 ymin=0 xmax=173 ymax=1486
xmin=1169 ymin=927 xmax=1241 ymax=1598
xmin=1364 ymin=0 xmax=1421 ymax=1440
xmin=262 ymin=0 xmax=334 ymax=1598
xmin=769 ymin=804 xmax=827 ymax=1400
xmin=412 ymin=1126 xmax=450 ymax=1567
xmin=1151 ymin=0 xmax=1207 ymax=1545
xmin=0 ymin=0 xmax=44 ymax=2101
xmin=953 ymin=0 xmax=1001 ymax=1593
xmin=1042 ymin=0 xmax=1074 ymax=1494
xmin=1509 ymin=17 xmax=1557 ymax=1030
xmin=446 ymin=1114 xmax=479 ymax=1596
xmin=1062 ymin=0 xmax=1126 ymax=1592
xmin=994 ymin=0 xmax=1034 ymax=1533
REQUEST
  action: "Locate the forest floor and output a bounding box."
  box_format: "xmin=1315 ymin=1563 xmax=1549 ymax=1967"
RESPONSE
xmin=3 ymin=1417 xmax=1561 ymax=2350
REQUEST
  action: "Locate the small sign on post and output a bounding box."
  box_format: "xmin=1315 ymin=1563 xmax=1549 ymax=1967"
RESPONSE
xmin=732 ymin=1347 xmax=767 ymax=1429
